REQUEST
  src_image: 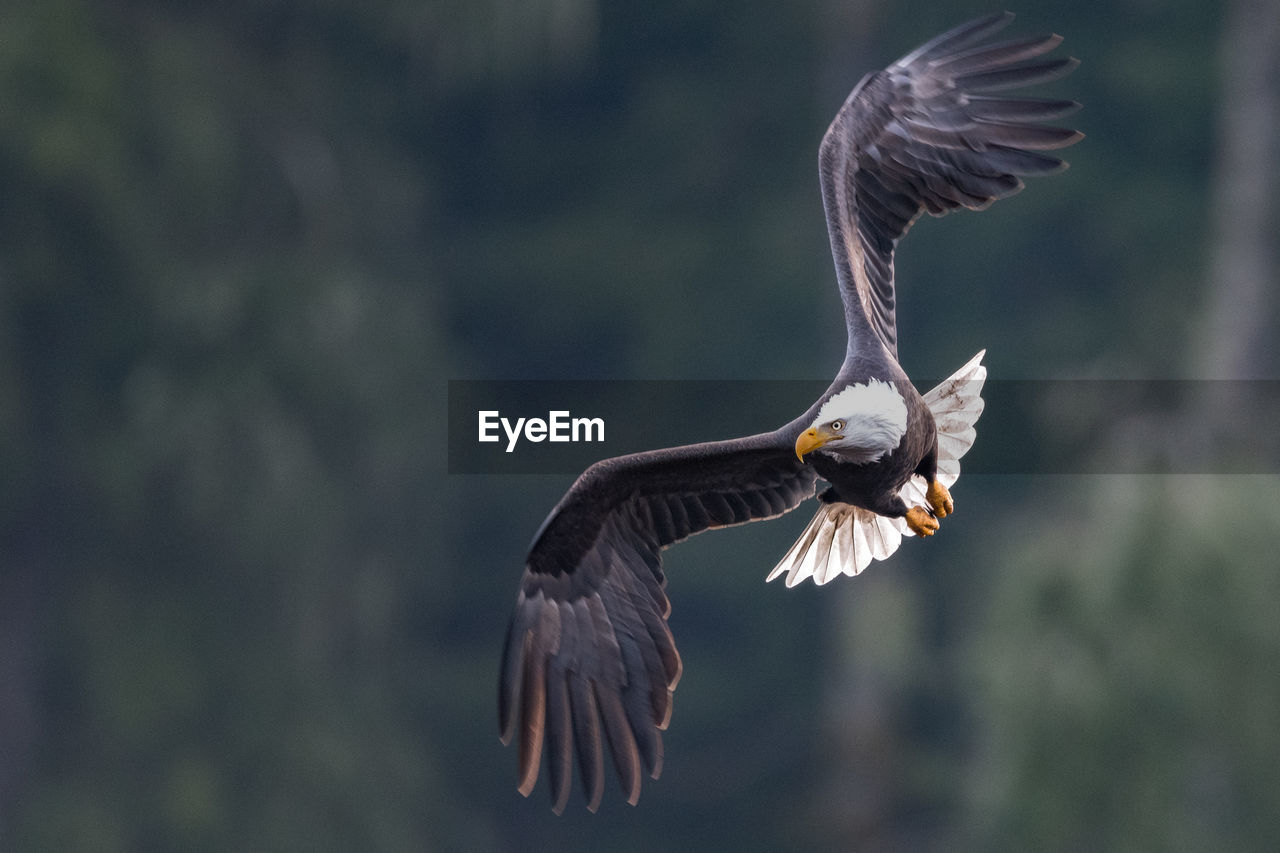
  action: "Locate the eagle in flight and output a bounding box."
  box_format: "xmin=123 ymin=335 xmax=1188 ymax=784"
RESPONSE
xmin=498 ymin=12 xmax=1081 ymax=812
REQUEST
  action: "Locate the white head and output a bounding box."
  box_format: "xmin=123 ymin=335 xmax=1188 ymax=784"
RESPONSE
xmin=795 ymin=380 xmax=908 ymax=464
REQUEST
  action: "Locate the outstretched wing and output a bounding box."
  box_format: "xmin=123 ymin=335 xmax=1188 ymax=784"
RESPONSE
xmin=821 ymin=12 xmax=1082 ymax=357
xmin=498 ymin=431 xmax=817 ymax=813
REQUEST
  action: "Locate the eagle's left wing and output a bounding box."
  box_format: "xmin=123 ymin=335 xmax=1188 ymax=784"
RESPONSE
xmin=821 ymin=12 xmax=1081 ymax=358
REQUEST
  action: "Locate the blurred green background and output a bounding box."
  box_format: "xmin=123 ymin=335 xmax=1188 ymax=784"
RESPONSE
xmin=3 ymin=0 xmax=1278 ymax=850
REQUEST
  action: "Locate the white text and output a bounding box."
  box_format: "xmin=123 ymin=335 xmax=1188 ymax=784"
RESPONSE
xmin=478 ymin=410 xmax=605 ymax=452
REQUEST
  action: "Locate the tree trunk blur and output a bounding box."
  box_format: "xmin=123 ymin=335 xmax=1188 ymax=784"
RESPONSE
xmin=1194 ymin=0 xmax=1280 ymax=382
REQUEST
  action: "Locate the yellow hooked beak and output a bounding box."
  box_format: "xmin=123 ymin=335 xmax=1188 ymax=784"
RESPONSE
xmin=795 ymin=425 xmax=841 ymax=461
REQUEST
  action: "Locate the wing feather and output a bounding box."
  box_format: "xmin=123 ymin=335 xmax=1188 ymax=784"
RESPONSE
xmin=929 ymin=34 xmax=1065 ymax=75
xmin=499 ymin=431 xmax=817 ymax=810
xmin=966 ymin=96 xmax=1081 ymax=122
xmin=545 ymin=643 xmax=574 ymax=814
xmin=569 ymin=656 xmax=605 ymax=811
xmin=893 ymin=10 xmax=1018 ymax=67
xmin=516 ymin=618 xmax=549 ymax=796
xmin=820 ymin=13 xmax=1081 ymax=357
xmin=956 ymin=57 xmax=1080 ymax=93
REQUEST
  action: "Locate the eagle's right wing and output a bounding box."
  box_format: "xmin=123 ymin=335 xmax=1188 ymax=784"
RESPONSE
xmin=499 ymin=431 xmax=816 ymax=812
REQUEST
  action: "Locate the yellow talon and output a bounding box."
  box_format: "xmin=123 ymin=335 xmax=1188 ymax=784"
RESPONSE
xmin=905 ymin=506 xmax=939 ymax=537
xmin=926 ymin=480 xmax=953 ymax=518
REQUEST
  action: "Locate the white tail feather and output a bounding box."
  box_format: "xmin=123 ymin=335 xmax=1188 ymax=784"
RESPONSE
xmin=766 ymin=351 xmax=987 ymax=586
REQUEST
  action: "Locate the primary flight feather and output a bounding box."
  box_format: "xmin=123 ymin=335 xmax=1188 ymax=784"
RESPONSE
xmin=498 ymin=12 xmax=1081 ymax=812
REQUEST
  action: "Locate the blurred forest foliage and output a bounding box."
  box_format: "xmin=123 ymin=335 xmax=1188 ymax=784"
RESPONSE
xmin=2 ymin=0 xmax=1278 ymax=850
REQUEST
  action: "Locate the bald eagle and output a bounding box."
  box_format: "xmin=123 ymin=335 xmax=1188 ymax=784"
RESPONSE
xmin=498 ymin=12 xmax=1081 ymax=812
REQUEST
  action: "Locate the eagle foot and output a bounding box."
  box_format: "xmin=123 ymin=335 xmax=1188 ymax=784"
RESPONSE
xmin=905 ymin=506 xmax=939 ymax=537
xmin=926 ymin=480 xmax=953 ymax=518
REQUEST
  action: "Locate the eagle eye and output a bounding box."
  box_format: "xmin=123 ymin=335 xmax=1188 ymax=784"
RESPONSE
xmin=830 ymin=419 xmax=844 ymax=432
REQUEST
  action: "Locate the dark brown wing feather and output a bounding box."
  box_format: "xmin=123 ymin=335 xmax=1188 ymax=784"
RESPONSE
xmin=821 ymin=12 xmax=1082 ymax=357
xmin=498 ymin=430 xmax=817 ymax=812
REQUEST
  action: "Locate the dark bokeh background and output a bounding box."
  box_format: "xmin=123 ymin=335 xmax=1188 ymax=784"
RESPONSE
xmin=3 ymin=0 xmax=1279 ymax=850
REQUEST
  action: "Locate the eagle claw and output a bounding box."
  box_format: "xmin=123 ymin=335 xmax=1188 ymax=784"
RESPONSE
xmin=926 ymin=480 xmax=953 ymax=518
xmin=905 ymin=506 xmax=940 ymax=537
